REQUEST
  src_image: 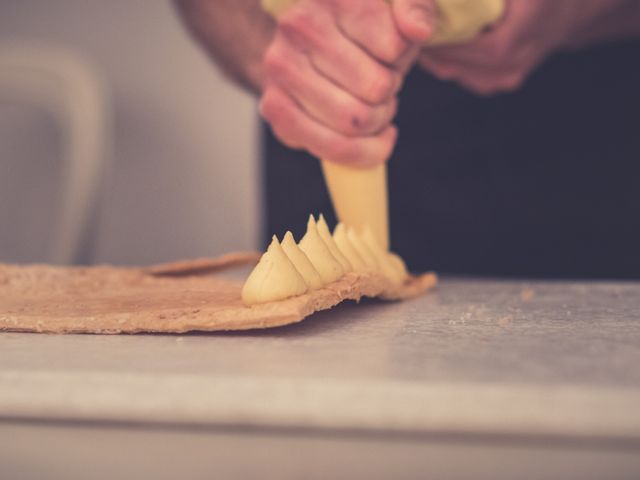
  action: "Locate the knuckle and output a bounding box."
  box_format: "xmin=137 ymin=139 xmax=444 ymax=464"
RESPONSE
xmin=261 ymin=90 xmax=302 ymax=149
xmin=342 ymin=103 xmax=375 ymax=135
xmin=386 ymin=38 xmax=410 ymax=63
xmin=328 ymin=138 xmax=358 ymax=164
xmin=377 ymin=39 xmax=408 ymax=65
xmin=270 ymin=118 xmax=300 ymax=149
xmin=362 ymin=71 xmax=396 ymax=104
xmin=259 ymin=89 xmax=285 ymax=122
xmin=278 ymin=8 xmax=322 ymax=46
xmin=263 ymin=47 xmax=288 ymax=77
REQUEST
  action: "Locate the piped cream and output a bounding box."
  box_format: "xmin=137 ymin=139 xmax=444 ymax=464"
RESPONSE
xmin=317 ymin=214 xmax=352 ymax=272
xmin=241 ymin=235 xmax=308 ymax=306
xmin=298 ymin=215 xmax=344 ymax=284
xmin=281 ymin=230 xmax=324 ymax=291
xmin=333 ymin=223 xmax=367 ymax=272
xmin=361 ymin=228 xmax=405 ymax=285
xmin=346 ymin=227 xmax=379 ymax=270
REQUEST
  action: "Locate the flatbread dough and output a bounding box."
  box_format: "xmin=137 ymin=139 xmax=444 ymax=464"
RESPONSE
xmin=145 ymin=251 xmax=261 ymax=276
xmin=0 ymin=254 xmax=436 ymax=334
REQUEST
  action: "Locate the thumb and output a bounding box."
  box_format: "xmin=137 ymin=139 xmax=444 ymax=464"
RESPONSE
xmin=392 ymin=0 xmax=437 ymax=43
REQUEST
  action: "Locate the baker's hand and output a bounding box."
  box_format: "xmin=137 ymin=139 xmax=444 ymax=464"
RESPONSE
xmin=260 ymin=0 xmax=435 ymax=167
xmin=418 ymin=0 xmax=638 ymax=95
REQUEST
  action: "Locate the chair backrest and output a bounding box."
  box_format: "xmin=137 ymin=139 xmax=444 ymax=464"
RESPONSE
xmin=0 ymin=43 xmax=110 ymax=264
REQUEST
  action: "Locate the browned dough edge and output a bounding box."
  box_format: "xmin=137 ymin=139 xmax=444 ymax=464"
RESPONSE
xmin=145 ymin=251 xmax=261 ymax=276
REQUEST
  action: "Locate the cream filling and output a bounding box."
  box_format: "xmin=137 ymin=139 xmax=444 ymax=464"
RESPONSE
xmin=298 ymin=215 xmax=345 ymax=284
xmin=317 ymin=214 xmax=353 ymax=272
xmin=346 ymin=227 xmax=379 ymax=270
xmin=361 ymin=229 xmax=406 ymax=285
xmin=388 ymin=252 xmax=409 ymax=280
xmin=333 ymin=223 xmax=368 ymax=272
xmin=242 ymin=217 xmax=412 ymax=305
xmin=281 ymin=230 xmax=324 ymax=291
xmin=241 ymin=235 xmax=308 ymax=306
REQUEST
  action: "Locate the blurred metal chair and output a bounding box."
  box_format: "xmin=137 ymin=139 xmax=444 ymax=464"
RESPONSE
xmin=0 ymin=43 xmax=110 ymax=264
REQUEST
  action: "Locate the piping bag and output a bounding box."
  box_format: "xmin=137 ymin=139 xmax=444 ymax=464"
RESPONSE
xmin=263 ymin=0 xmax=504 ymax=249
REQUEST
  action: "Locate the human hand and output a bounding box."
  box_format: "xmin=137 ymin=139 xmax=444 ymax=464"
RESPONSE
xmin=260 ymin=0 xmax=435 ymax=167
xmin=418 ymin=0 xmax=636 ymax=95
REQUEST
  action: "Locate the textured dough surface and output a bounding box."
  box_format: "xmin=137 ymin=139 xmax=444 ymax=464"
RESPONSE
xmin=0 ymin=254 xmax=436 ymax=334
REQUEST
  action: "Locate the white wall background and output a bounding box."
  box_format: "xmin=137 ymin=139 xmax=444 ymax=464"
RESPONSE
xmin=0 ymin=0 xmax=260 ymax=265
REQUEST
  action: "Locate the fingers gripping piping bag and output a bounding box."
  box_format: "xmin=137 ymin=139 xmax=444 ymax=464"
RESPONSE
xmin=262 ymin=0 xmax=505 ymax=249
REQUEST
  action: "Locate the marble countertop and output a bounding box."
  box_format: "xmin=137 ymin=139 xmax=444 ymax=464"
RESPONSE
xmin=1 ymin=277 xmax=639 ymax=445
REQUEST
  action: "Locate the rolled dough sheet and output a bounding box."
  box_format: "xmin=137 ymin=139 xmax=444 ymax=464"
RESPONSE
xmin=0 ymin=254 xmax=437 ymax=334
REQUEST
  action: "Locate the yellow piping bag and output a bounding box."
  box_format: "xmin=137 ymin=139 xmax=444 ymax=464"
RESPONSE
xmin=320 ymin=161 xmax=389 ymax=250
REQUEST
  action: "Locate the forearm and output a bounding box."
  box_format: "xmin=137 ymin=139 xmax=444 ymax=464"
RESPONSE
xmin=174 ymin=0 xmax=275 ymax=94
